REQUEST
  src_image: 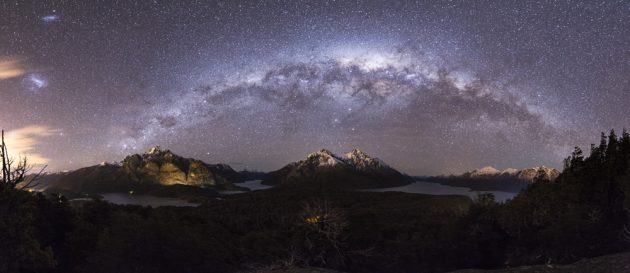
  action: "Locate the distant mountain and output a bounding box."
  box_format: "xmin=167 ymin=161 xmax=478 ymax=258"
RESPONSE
xmin=262 ymin=148 xmax=413 ymax=189
xmin=464 ymin=166 xmax=500 ymax=177
xmin=516 ymin=166 xmax=561 ymax=182
xmin=463 ymin=165 xmax=560 ymax=182
xmin=31 ymin=146 xmax=244 ymax=198
xmin=500 ymin=168 xmax=519 ymax=175
xmin=424 ymin=165 xmax=561 ymax=193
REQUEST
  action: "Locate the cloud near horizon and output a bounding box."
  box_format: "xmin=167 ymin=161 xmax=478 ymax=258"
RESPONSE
xmin=0 ymin=56 xmax=27 ymax=80
xmin=4 ymin=126 xmax=57 ymax=165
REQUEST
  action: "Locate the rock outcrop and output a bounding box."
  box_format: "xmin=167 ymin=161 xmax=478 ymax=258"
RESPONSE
xmin=33 ymin=146 xmax=243 ymax=196
xmin=121 ymin=146 xmax=239 ymax=187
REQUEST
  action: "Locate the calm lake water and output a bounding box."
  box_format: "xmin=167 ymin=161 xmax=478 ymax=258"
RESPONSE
xmin=100 ymin=180 xmax=273 ymax=207
xmin=99 ymin=180 xmax=516 ymax=207
xmin=219 ymin=180 xmax=273 ymax=194
xmin=366 ymin=181 xmax=517 ymax=203
xmin=100 ymin=193 xmax=199 ymax=207
xmin=238 ymin=180 xmax=273 ymax=190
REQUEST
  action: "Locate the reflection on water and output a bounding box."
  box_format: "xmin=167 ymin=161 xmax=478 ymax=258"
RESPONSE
xmin=237 ymin=180 xmax=273 ymax=191
xmin=221 ymin=180 xmax=273 ymax=194
xmin=366 ymin=181 xmax=517 ymax=202
xmin=101 ymin=193 xmax=198 ymax=207
xmin=236 ymin=180 xmax=273 ymax=191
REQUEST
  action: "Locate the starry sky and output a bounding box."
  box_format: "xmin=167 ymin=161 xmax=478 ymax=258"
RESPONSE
xmin=0 ymin=0 xmax=628 ymax=175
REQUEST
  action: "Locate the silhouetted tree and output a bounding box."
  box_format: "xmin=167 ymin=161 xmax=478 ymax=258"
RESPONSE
xmin=0 ymin=130 xmax=44 ymax=190
xmin=0 ymin=130 xmax=55 ymax=272
xmin=564 ymin=146 xmax=584 ymax=171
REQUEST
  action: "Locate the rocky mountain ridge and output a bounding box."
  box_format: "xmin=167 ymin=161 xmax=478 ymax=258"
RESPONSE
xmin=464 ymin=165 xmax=560 ymax=182
xmin=121 ymin=146 xmax=241 ymax=187
xmin=262 ymin=148 xmax=413 ymax=189
xmin=31 ymin=146 xmax=244 ymax=196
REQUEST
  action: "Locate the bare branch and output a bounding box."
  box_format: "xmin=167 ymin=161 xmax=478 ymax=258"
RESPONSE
xmin=18 ymin=165 xmax=47 ymax=190
xmin=1 ymin=129 xmax=46 ymax=190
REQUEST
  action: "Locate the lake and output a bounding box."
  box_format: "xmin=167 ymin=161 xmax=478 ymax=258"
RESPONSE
xmin=219 ymin=180 xmax=273 ymax=194
xmin=100 ymin=193 xmax=199 ymax=207
xmin=366 ymin=181 xmax=517 ymax=202
xmin=100 ymin=180 xmax=273 ymax=207
xmin=100 ymin=180 xmax=516 ymax=207
xmin=238 ymin=179 xmax=273 ymax=190
xmin=232 ymin=180 xmax=516 ymax=202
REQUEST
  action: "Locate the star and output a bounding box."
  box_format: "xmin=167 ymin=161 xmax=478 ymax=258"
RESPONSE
xmin=0 ymin=1 xmax=626 ymax=175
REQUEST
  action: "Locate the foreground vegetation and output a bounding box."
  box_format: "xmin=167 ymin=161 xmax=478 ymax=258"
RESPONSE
xmin=1 ymin=130 xmax=630 ymax=272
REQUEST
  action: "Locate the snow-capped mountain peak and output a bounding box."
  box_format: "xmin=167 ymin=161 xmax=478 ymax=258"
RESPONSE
xmin=467 ymin=166 xmax=500 ymax=177
xmin=263 ymin=148 xmax=413 ymax=188
xmin=344 ymin=148 xmax=389 ymax=170
xmin=344 ymin=148 xmax=369 ymax=158
xmin=306 ymin=149 xmax=345 ymax=166
xmin=461 ymin=165 xmax=560 ymax=182
xmin=501 ymin=168 xmax=519 ymax=175
xmin=303 ymin=148 xmax=388 ymax=169
xmin=517 ymin=166 xmax=560 ymax=181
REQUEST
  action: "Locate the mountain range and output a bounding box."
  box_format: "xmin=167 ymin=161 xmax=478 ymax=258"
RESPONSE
xmin=30 ymin=147 xmax=558 ymax=198
xmin=32 ymin=147 xmax=414 ymax=198
xmin=262 ymin=148 xmax=414 ymax=189
xmin=463 ymin=165 xmax=561 ymax=182
xmin=30 ymin=146 xmax=244 ymax=198
xmin=423 ymin=165 xmax=561 ymax=193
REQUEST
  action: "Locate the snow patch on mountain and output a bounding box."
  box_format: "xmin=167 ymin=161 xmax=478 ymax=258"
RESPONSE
xmin=344 ymin=148 xmax=390 ymax=171
xmin=306 ymin=149 xmax=346 ymax=167
xmin=263 ymin=148 xmax=413 ymax=188
xmin=465 ymin=166 xmax=500 ymax=177
xmin=301 ymin=148 xmax=391 ymax=171
xmin=463 ymin=165 xmax=560 ymax=182
xmin=517 ymin=166 xmax=560 ymax=181
xmin=500 ymin=168 xmax=519 ymax=175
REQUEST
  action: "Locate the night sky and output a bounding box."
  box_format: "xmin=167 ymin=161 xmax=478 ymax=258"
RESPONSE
xmin=0 ymin=1 xmax=628 ymax=175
